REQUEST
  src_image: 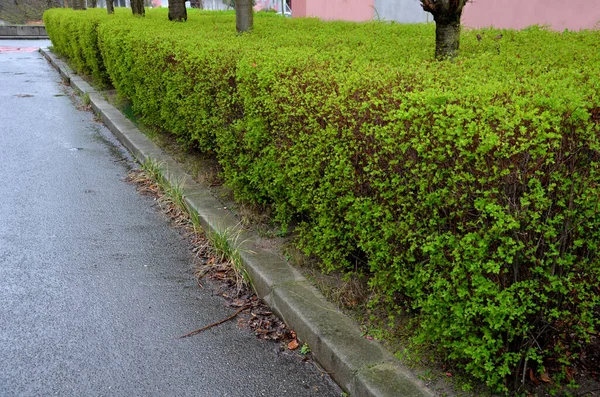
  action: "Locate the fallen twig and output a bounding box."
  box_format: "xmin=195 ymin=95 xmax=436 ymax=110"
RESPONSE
xmin=179 ymin=304 xmax=250 ymax=338
xmin=576 ymin=389 xmax=600 ymax=396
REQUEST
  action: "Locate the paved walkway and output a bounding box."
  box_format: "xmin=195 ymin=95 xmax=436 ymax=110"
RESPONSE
xmin=0 ymin=41 xmax=341 ymax=396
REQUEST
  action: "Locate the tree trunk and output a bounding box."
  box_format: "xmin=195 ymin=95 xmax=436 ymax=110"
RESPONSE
xmin=168 ymin=0 xmax=187 ymax=21
xmin=89 ymin=0 xmax=97 ymax=7
xmin=72 ymin=0 xmax=86 ymax=10
xmin=420 ymin=0 xmax=468 ymax=60
xmin=434 ymin=15 xmax=461 ymax=60
xmin=131 ymin=0 xmax=144 ymax=15
xmin=235 ymin=0 xmax=252 ymax=33
xmin=107 ymin=0 xmax=113 ymax=13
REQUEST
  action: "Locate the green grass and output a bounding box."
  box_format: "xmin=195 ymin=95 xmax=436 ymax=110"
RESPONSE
xmin=140 ymin=157 xmax=166 ymax=186
xmin=206 ymin=224 xmax=254 ymax=294
xmin=82 ymin=92 xmax=90 ymax=106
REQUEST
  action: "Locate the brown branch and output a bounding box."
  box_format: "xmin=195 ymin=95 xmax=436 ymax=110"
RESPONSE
xmin=420 ymin=0 xmax=437 ymax=13
xmin=179 ymin=304 xmax=250 ymax=338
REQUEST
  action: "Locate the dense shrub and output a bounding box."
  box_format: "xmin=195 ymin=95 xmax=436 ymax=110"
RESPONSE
xmin=43 ymin=8 xmax=600 ymax=391
xmin=229 ymin=42 xmax=600 ymax=389
xmin=44 ymin=9 xmax=109 ymax=85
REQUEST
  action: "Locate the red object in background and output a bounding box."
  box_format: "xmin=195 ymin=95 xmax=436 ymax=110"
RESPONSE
xmin=0 ymin=47 xmax=39 ymax=53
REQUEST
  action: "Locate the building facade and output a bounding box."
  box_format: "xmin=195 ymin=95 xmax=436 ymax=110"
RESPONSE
xmin=291 ymin=0 xmax=600 ymax=31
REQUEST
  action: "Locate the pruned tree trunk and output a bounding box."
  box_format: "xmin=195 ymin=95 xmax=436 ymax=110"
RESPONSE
xmin=168 ymin=0 xmax=187 ymax=21
xmin=434 ymin=14 xmax=461 ymax=60
xmin=107 ymin=0 xmax=114 ymax=14
xmin=72 ymin=0 xmax=86 ymax=10
xmin=131 ymin=0 xmax=144 ymax=16
xmin=420 ymin=0 xmax=468 ymax=60
xmin=235 ymin=0 xmax=253 ymax=33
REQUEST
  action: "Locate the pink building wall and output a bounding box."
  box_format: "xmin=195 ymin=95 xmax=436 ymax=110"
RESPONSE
xmin=292 ymin=0 xmax=600 ymax=31
xmin=462 ymin=0 xmax=600 ymax=31
xmin=293 ymin=0 xmax=374 ymax=22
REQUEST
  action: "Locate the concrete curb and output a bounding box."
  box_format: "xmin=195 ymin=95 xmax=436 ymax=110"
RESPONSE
xmin=40 ymin=47 xmax=435 ymax=397
xmin=0 ymin=25 xmax=48 ymax=39
xmin=0 ymin=36 xmax=50 ymax=40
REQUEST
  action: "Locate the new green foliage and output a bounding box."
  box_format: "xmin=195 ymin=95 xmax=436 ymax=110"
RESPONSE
xmin=43 ymin=8 xmax=600 ymax=391
xmin=44 ymin=8 xmax=110 ymax=85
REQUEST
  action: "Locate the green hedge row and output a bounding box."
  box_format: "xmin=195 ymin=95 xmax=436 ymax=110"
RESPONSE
xmin=44 ymin=8 xmax=600 ymax=391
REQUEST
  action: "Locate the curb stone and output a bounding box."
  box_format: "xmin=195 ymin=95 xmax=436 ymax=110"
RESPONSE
xmin=0 ymin=25 xmax=48 ymax=39
xmin=40 ymin=47 xmax=435 ymax=397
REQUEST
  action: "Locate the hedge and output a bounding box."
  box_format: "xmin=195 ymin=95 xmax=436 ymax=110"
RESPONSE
xmin=44 ymin=8 xmax=600 ymax=392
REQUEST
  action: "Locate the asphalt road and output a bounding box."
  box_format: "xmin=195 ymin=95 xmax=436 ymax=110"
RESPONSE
xmin=0 ymin=41 xmax=341 ymax=397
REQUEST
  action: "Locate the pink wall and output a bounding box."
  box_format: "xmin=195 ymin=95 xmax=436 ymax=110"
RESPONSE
xmin=293 ymin=0 xmax=306 ymax=18
xmin=293 ymin=0 xmax=374 ymax=22
xmin=462 ymin=0 xmax=600 ymax=31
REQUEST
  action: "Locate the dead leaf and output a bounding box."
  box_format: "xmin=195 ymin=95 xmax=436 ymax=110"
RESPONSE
xmin=445 ymin=372 xmax=453 ymax=377
xmin=529 ymin=368 xmax=540 ymax=385
xmin=565 ymin=367 xmax=575 ymax=382
xmin=540 ymin=372 xmax=552 ymax=384
xmin=230 ymin=299 xmax=245 ymax=307
xmin=288 ymin=339 xmax=299 ymax=350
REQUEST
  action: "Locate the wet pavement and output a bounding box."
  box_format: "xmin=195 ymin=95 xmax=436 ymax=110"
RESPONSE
xmin=0 ymin=41 xmax=342 ymax=396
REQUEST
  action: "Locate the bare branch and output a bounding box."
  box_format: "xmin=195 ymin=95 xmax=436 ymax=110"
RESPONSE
xmin=420 ymin=0 xmax=437 ymax=13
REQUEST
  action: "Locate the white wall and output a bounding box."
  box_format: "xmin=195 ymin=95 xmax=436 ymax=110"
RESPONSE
xmin=373 ymin=0 xmax=430 ymax=23
xmin=201 ymin=0 xmax=231 ymax=10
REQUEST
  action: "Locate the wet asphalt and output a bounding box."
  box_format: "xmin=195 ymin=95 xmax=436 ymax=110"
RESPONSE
xmin=0 ymin=41 xmax=341 ymax=397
